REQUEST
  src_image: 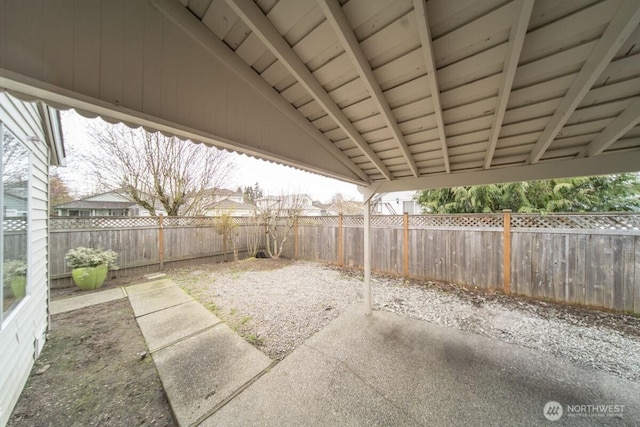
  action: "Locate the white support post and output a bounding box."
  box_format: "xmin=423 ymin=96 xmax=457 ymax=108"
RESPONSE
xmin=363 ymin=198 xmax=372 ymax=316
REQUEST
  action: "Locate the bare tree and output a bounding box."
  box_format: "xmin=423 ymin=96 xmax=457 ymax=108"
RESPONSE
xmin=246 ymin=209 xmax=261 ymax=257
xmin=83 ymin=123 xmax=234 ymax=216
xmin=258 ymin=193 xmax=307 ymax=259
xmin=331 ymin=192 xmax=364 ymax=215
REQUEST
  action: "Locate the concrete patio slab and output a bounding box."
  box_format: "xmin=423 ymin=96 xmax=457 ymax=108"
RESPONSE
xmin=153 ymin=324 xmax=272 ymax=427
xmin=50 ymin=287 xmax=126 ymax=315
xmin=204 ymin=307 xmax=640 ymax=426
xmin=128 ymin=286 xmax=193 ymax=317
xmin=125 ymin=278 xmax=176 ymax=296
xmin=136 ymin=301 xmax=222 ymax=352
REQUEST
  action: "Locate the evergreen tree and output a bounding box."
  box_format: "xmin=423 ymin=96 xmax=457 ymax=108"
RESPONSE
xmin=416 ymin=174 xmax=640 ymax=213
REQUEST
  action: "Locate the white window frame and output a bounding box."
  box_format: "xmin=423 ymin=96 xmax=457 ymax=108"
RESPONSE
xmin=0 ymin=121 xmax=32 ymax=327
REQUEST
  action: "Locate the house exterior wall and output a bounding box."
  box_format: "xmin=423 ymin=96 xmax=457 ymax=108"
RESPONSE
xmin=0 ymin=93 xmax=53 ymax=426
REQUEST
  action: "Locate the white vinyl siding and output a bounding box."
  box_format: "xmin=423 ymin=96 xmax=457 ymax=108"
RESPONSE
xmin=0 ymin=92 xmax=52 ymax=427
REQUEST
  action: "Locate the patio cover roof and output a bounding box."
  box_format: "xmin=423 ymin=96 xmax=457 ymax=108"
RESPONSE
xmin=0 ymin=0 xmax=639 ymax=196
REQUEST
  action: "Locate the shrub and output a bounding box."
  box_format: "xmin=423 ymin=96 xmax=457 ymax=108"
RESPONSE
xmin=65 ymin=247 xmax=118 ymax=270
xmin=3 ymin=259 xmax=27 ymax=282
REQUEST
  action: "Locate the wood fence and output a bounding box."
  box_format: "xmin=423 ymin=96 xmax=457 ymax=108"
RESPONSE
xmin=46 ymin=213 xmax=640 ymax=313
xmin=49 ymin=216 xmax=263 ymax=287
xmin=282 ymin=212 xmax=640 ymax=314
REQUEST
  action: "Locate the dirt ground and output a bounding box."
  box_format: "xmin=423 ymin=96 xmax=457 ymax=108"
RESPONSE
xmin=8 ymin=299 xmax=176 ymax=427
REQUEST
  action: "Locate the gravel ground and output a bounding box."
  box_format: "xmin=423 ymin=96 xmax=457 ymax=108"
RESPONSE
xmin=170 ymin=259 xmax=640 ymax=382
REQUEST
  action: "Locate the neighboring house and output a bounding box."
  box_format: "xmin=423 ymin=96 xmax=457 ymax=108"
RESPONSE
xmin=0 ymin=92 xmax=65 ymax=425
xmin=313 ymin=200 xmax=364 ymax=215
xmin=200 ymin=188 xmax=256 ymax=217
xmin=54 ymin=191 xmax=167 ymax=217
xmin=203 ymin=198 xmax=256 ymax=217
xmin=207 ymin=188 xmax=245 ymax=203
xmin=372 ymin=191 xmax=420 ymax=215
xmin=312 ymin=201 xmax=340 ymax=216
xmin=256 ymin=194 xmax=323 ymax=216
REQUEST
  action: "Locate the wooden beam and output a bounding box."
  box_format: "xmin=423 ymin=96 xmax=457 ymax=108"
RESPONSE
xmin=149 ymin=0 xmax=370 ymax=184
xmin=413 ymin=0 xmax=450 ymax=174
xmin=527 ymin=0 xmax=640 ymax=164
xmin=319 ymin=0 xmax=419 ymax=178
xmin=484 ymin=0 xmax=534 ymax=169
xmin=503 ymin=209 xmax=511 ymax=295
xmin=403 ymin=212 xmax=409 ymax=276
xmin=584 ymin=97 xmax=640 ymax=157
xmin=375 ymin=150 xmax=640 ymax=193
xmin=227 ymin=0 xmax=393 ymax=180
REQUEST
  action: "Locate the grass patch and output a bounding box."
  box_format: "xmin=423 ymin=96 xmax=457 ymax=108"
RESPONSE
xmin=204 ymin=302 xmax=219 ymax=314
xmin=240 ymin=316 xmax=251 ymax=325
xmin=245 ymin=334 xmax=261 ymax=344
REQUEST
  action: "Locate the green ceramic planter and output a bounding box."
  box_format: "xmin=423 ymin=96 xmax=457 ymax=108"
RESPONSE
xmin=71 ymin=265 xmax=108 ymax=290
xmin=10 ymin=276 xmax=27 ymax=298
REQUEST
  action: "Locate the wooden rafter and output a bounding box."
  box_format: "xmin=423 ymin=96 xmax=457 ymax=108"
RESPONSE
xmin=527 ymin=0 xmax=640 ymax=164
xmin=319 ymin=0 xmax=419 ymax=178
xmin=413 ymin=0 xmax=450 ymax=174
xmin=227 ymin=0 xmax=393 ymax=180
xmin=484 ymin=0 xmax=534 ymax=170
xmin=584 ymin=97 xmax=640 ymax=157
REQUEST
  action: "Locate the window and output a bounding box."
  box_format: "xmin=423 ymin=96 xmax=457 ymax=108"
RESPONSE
xmin=403 ymin=201 xmax=417 ymax=214
xmin=1 ymin=124 xmax=30 ymax=322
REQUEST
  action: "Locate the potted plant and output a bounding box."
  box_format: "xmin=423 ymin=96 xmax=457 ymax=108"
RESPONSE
xmin=65 ymin=247 xmax=118 ymax=290
xmin=3 ymin=259 xmax=27 ymax=298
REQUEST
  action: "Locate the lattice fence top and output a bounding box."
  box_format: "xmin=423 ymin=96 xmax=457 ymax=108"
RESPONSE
xmin=298 ymin=216 xmax=340 ymax=226
xmin=410 ymin=214 xmax=504 ymax=228
xmin=3 ymin=217 xmax=27 ymax=232
xmin=343 ymin=215 xmax=364 ymax=227
xmin=47 ymin=213 xmax=640 ymax=232
xmin=511 ymin=214 xmax=640 ymax=231
xmin=51 ymin=216 xmax=160 ymax=229
xmin=163 ymin=216 xmax=216 ymax=227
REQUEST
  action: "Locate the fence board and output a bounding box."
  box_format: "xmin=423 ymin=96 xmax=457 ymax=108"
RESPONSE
xmin=512 ymin=233 xmax=531 ymax=297
xmin=567 ymin=234 xmax=586 ymax=305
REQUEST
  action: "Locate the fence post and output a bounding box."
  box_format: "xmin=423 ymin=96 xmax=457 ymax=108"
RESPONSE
xmin=338 ymin=213 xmax=344 ymax=266
xmin=158 ymin=214 xmax=164 ymax=270
xmin=503 ymin=209 xmax=511 ymax=294
xmin=294 ymin=216 xmax=299 ymax=260
xmin=403 ymin=213 xmax=409 ymax=276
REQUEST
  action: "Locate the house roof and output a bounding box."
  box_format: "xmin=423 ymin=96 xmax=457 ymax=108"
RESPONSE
xmin=55 ymin=200 xmax=136 ymax=210
xmin=207 ymin=198 xmax=256 ymax=210
xmin=202 ymin=188 xmax=243 ymax=197
xmin=1 ymin=0 xmax=640 ymax=195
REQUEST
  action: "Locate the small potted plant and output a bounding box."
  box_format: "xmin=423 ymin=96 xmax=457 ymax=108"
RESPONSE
xmin=3 ymin=259 xmax=27 ymax=298
xmin=65 ymin=247 xmax=118 ymax=290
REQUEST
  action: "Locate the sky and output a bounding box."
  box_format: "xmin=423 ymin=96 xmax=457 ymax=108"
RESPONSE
xmin=58 ymin=110 xmax=362 ymax=203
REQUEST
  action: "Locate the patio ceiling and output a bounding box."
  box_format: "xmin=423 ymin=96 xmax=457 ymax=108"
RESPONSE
xmin=1 ymin=0 xmax=640 ymax=195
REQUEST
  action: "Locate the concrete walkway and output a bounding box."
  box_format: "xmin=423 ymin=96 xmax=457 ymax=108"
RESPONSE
xmin=125 ymin=279 xmax=273 ymax=427
xmin=50 ymin=287 xmax=126 ymax=315
xmin=51 ymin=284 xmax=640 ymax=426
